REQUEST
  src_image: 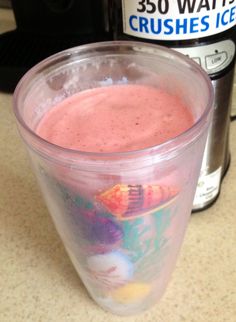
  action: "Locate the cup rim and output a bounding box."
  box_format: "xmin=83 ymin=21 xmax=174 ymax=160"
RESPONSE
xmin=13 ymin=40 xmax=214 ymax=164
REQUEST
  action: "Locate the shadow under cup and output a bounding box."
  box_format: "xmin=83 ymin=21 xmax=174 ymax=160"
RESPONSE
xmin=13 ymin=41 xmax=213 ymax=316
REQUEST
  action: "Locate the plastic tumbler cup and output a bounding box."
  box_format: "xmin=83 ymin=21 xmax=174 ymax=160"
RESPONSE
xmin=13 ymin=41 xmax=213 ymax=316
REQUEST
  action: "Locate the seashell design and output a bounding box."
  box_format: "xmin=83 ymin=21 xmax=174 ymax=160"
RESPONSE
xmin=96 ymin=184 xmax=179 ymax=220
xmin=86 ymin=251 xmax=134 ymax=290
xmin=110 ymin=282 xmax=151 ymax=304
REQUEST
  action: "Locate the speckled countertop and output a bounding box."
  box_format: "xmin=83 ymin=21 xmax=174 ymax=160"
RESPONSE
xmin=0 ymin=8 xmax=236 ymax=322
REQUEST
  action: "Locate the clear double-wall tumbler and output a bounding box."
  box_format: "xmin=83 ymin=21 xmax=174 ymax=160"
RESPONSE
xmin=13 ymin=42 xmax=213 ymax=315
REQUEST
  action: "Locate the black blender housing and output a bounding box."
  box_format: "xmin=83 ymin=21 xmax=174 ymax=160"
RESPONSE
xmin=0 ymin=0 xmax=112 ymax=92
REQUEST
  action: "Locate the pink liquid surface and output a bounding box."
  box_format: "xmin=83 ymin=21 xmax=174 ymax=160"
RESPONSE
xmin=36 ymin=84 xmax=194 ymax=153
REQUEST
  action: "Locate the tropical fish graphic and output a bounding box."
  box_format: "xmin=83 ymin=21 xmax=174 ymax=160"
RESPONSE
xmin=96 ymin=184 xmax=179 ymax=220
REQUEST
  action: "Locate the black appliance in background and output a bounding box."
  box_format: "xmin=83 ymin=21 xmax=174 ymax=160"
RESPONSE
xmin=0 ymin=0 xmax=111 ymax=92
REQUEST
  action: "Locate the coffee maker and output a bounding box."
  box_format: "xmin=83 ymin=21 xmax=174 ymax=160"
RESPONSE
xmin=0 ymin=0 xmax=111 ymax=92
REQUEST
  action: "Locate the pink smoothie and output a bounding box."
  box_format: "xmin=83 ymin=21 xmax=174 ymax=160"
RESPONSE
xmin=36 ymin=84 xmax=194 ymax=153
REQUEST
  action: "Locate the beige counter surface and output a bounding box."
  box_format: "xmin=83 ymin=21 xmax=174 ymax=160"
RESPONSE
xmin=0 ymin=8 xmax=236 ymax=322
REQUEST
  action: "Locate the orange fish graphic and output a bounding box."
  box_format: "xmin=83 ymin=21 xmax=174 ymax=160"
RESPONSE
xmin=96 ymin=184 xmax=179 ymax=220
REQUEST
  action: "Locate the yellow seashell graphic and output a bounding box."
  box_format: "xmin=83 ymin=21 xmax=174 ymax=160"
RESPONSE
xmin=111 ymin=282 xmax=151 ymax=304
xmin=97 ymin=184 xmax=179 ymax=220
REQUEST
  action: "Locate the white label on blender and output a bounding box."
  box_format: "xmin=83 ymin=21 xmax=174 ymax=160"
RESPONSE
xmin=193 ymin=167 xmax=222 ymax=206
xmin=122 ymin=0 xmax=236 ymax=40
xmin=173 ymin=40 xmax=236 ymax=74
